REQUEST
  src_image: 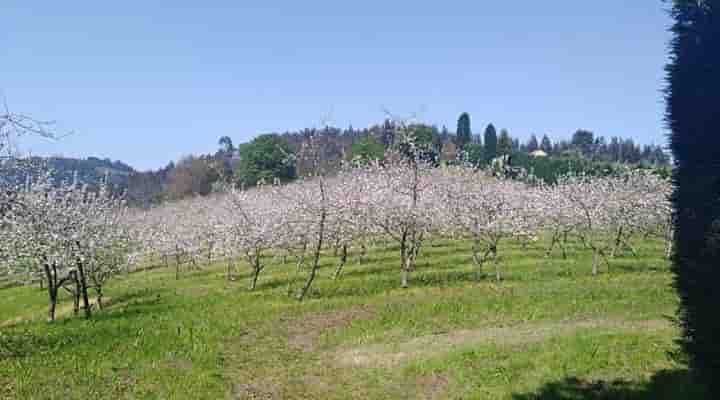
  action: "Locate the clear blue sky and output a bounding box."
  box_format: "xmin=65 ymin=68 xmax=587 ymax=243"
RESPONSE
xmin=2 ymin=1 xmax=671 ymax=171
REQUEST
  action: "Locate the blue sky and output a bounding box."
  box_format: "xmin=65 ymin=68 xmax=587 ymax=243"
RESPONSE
xmin=2 ymin=1 xmax=671 ymax=171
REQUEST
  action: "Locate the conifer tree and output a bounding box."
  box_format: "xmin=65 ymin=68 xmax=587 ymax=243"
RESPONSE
xmin=483 ymin=123 xmax=498 ymax=162
xmin=666 ymin=0 xmax=720 ymax=395
xmin=455 ymin=112 xmax=472 ymax=150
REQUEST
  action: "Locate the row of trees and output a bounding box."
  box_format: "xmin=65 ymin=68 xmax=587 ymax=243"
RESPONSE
xmin=120 ymin=126 xmax=671 ymax=302
xmin=125 ymin=115 xmax=669 ymax=205
xmin=2 ymin=121 xmax=672 ymax=322
xmin=135 ymin=165 xmax=669 ymax=298
xmin=2 ymin=106 xmax=135 ymax=322
xmin=0 ymin=173 xmax=134 ymax=322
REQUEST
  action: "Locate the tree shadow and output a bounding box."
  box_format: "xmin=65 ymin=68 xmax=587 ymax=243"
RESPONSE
xmin=511 ymin=370 xmax=706 ymax=400
xmin=0 ymin=287 xmax=174 ymax=360
xmin=307 ymin=269 xmax=486 ymax=300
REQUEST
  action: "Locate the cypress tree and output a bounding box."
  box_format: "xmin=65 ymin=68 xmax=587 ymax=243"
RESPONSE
xmin=484 ymin=123 xmax=498 ymax=162
xmin=456 ymin=113 xmax=472 ymax=150
xmin=527 ymin=134 xmax=539 ymax=152
xmin=540 ymin=134 xmax=553 ymax=153
xmin=666 ymin=0 xmax=720 ymax=395
xmin=498 ymin=129 xmax=513 ymax=155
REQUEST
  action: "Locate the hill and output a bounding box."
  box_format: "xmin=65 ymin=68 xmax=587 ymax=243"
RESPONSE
xmin=0 ymin=156 xmax=136 ymax=194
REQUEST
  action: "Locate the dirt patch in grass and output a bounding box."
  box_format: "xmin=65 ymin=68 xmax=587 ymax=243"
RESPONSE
xmin=285 ymin=307 xmax=375 ymax=352
xmin=415 ymin=372 xmax=451 ymax=400
xmin=337 ymin=318 xmax=672 ymax=368
xmin=230 ymin=381 xmax=282 ymax=400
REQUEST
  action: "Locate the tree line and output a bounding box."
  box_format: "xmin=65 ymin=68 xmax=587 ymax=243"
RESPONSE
xmin=126 ymin=114 xmax=670 ymax=205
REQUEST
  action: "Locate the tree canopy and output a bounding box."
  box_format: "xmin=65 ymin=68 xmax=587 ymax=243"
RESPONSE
xmin=234 ymin=134 xmax=295 ymax=187
xmin=498 ymin=129 xmax=513 ymax=156
xmin=484 ymin=123 xmax=498 ymax=162
xmin=349 ymin=135 xmax=385 ymax=163
xmin=667 ymin=0 xmax=720 ymax=395
xmin=455 ymin=112 xmax=472 ymax=150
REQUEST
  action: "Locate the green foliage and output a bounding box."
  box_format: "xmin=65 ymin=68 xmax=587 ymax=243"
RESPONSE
xmin=464 ymin=143 xmax=485 ymax=166
xmin=510 ymin=153 xmax=619 ymax=184
xmin=349 ymin=135 xmax=385 ymax=163
xmin=527 ymin=134 xmax=539 ymax=152
xmin=498 ymin=129 xmax=513 ymax=156
xmin=411 ymin=124 xmax=439 ymax=147
xmin=455 ymin=112 xmax=472 ymax=150
xmin=484 ymin=123 xmax=498 ymax=162
xmin=234 ymin=134 xmax=295 ymax=187
xmin=541 ymin=134 xmax=553 ymax=153
xmin=667 ymin=0 xmax=720 ymax=395
xmin=399 ymin=124 xmax=442 ymax=163
xmin=217 ymin=136 xmax=234 ymax=154
xmin=571 ymin=129 xmax=595 ymax=156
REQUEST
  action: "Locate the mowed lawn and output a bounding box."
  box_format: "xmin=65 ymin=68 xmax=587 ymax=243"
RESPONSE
xmin=0 ymin=237 xmax=706 ymax=399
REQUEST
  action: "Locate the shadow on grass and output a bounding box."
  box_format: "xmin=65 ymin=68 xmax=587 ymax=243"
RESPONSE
xmin=306 ymin=269 xmax=483 ymax=300
xmin=511 ymin=370 xmax=706 ymax=400
xmin=0 ymin=288 xmax=174 ymax=360
xmin=104 ymin=286 xmax=170 ymax=308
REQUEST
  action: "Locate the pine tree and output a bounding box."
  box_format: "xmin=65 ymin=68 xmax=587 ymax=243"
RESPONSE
xmin=440 ymin=125 xmax=450 ymax=143
xmin=498 ymin=129 xmax=513 ymax=155
xmin=455 ymin=113 xmax=472 ymax=150
xmin=380 ymin=119 xmax=395 ymax=148
xmin=483 ymin=123 xmax=498 ymax=162
xmin=540 ymin=134 xmax=553 ymax=153
xmin=667 ymin=0 xmax=720 ymax=395
xmin=528 ymin=134 xmax=539 ymax=152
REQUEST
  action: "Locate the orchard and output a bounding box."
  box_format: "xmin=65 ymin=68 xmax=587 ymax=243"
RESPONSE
xmin=1 ymin=154 xmax=672 ymax=324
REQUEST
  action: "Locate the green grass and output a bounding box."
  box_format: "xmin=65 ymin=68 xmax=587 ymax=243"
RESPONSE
xmin=0 ymin=237 xmax=706 ymax=399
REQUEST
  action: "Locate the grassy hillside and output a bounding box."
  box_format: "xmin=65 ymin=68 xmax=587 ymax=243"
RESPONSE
xmin=0 ymin=237 xmax=705 ymax=399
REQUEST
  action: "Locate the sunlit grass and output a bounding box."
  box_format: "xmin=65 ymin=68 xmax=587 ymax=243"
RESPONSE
xmin=0 ymin=236 xmax=703 ymax=399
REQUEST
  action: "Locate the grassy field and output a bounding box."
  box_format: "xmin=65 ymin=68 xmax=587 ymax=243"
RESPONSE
xmin=0 ymin=237 xmax=707 ymax=399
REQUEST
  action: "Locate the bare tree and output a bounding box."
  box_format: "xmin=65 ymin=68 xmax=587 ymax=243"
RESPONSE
xmin=0 ymin=99 xmax=63 ymax=159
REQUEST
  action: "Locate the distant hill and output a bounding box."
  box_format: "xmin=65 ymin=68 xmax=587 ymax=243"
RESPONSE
xmin=45 ymin=156 xmax=135 ymax=185
xmin=1 ymin=156 xmax=136 ymax=194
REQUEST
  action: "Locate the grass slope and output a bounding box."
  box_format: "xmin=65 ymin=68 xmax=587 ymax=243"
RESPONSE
xmin=0 ymin=237 xmax=705 ymax=399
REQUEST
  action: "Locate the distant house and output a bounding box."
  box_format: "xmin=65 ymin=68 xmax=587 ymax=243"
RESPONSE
xmin=529 ymin=149 xmax=548 ymax=158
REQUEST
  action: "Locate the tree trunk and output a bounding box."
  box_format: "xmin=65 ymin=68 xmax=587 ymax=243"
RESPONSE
xmin=72 ymin=273 xmax=80 ymax=316
xmin=297 ymin=179 xmax=327 ymax=301
xmin=175 ymin=247 xmax=181 ymax=280
xmin=96 ymin=287 xmax=104 ymax=310
xmin=249 ymin=254 xmax=262 ymax=291
xmin=611 ymin=226 xmax=624 ymax=258
xmin=546 ymin=231 xmax=558 ymax=258
xmin=48 ymin=287 xmax=57 ymax=323
xmin=297 ymin=244 xmax=322 ymax=301
xmin=359 ymin=242 xmax=367 ymax=264
xmin=401 ymin=260 xmax=410 ymax=288
xmin=472 ymin=242 xmax=491 ymax=280
xmin=76 ymin=259 xmax=92 ymax=319
xmin=493 ymin=249 xmax=501 ymax=282
xmin=400 ymin=231 xmax=409 ymax=288
xmin=227 ymin=257 xmax=235 ymax=281
xmin=333 ymin=244 xmax=348 ymax=280
xmin=44 ymin=263 xmax=57 ymax=323
xmin=592 ymin=250 xmax=599 ymax=276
